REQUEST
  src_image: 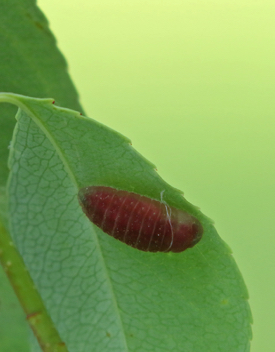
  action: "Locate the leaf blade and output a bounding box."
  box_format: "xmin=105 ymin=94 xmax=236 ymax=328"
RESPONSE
xmin=4 ymin=94 xmax=252 ymax=351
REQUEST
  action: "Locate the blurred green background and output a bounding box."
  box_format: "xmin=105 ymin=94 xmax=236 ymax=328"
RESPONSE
xmin=37 ymin=1 xmax=275 ymax=351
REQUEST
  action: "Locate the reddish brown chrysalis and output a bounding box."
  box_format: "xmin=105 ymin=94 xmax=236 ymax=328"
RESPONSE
xmin=78 ymin=186 xmax=203 ymax=253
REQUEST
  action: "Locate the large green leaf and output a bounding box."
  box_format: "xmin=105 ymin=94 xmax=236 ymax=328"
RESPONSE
xmin=1 ymin=93 xmax=252 ymax=351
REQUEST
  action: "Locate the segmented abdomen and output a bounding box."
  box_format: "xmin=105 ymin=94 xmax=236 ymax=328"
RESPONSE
xmin=78 ymin=186 xmax=203 ymax=253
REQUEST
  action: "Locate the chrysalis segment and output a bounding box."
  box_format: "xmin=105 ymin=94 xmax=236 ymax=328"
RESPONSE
xmin=78 ymin=186 xmax=203 ymax=253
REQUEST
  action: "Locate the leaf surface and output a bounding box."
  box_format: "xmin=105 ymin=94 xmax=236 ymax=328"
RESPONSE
xmin=4 ymin=94 xmax=252 ymax=352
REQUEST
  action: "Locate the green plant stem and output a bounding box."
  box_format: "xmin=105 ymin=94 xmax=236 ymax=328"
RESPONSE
xmin=0 ymin=219 xmax=69 ymax=352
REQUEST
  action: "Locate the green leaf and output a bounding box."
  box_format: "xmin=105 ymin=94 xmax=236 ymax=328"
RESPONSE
xmin=2 ymin=93 xmax=252 ymax=351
